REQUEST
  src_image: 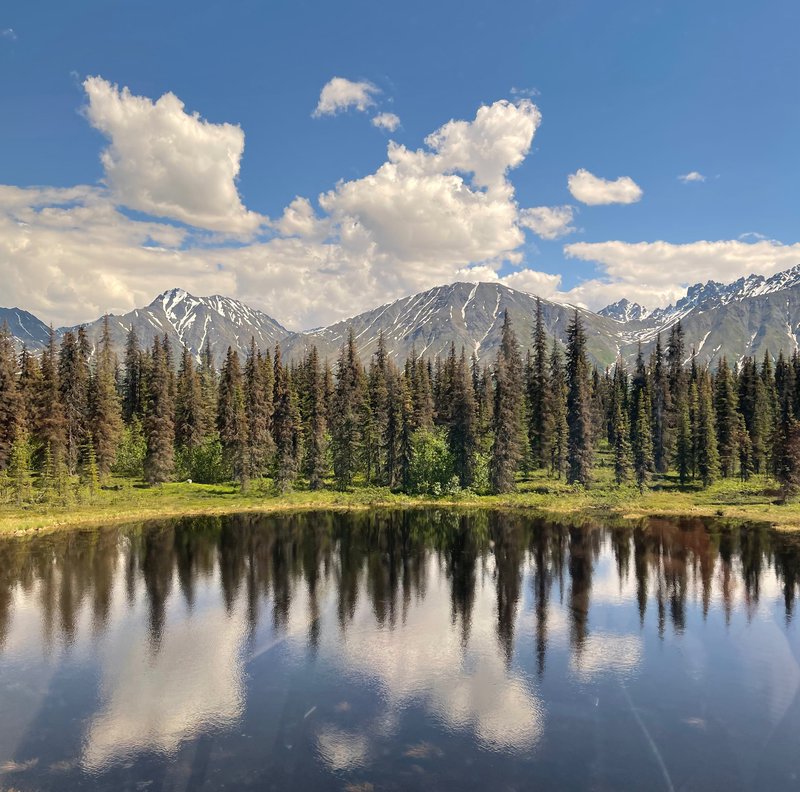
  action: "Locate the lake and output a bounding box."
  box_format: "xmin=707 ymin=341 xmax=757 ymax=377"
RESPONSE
xmin=1 ymin=511 xmax=800 ymax=790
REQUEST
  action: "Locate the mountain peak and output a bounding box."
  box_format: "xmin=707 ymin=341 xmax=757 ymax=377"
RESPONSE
xmin=598 ymin=298 xmax=649 ymax=323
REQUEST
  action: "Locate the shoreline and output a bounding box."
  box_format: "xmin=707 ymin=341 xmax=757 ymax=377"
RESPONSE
xmin=2 ymin=477 xmax=799 ymax=537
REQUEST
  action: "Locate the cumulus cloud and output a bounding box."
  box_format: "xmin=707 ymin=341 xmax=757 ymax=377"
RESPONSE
xmin=371 ymin=111 xmax=401 ymax=132
xmin=83 ymin=76 xmax=263 ymax=235
xmin=562 ymin=239 xmax=800 ymax=310
xmin=520 ymin=205 xmax=576 ymax=240
xmin=0 ymin=96 xmax=550 ymax=330
xmin=678 ymin=171 xmax=705 ymax=183
xmin=312 ymin=76 xmax=379 ymax=117
xmin=567 ymin=168 xmax=642 ymax=205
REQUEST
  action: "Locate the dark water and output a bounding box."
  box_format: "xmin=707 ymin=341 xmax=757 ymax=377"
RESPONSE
xmin=2 ymin=512 xmax=800 ymax=790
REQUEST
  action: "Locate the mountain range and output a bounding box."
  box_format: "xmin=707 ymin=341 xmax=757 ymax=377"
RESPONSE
xmin=6 ymin=264 xmax=800 ymax=369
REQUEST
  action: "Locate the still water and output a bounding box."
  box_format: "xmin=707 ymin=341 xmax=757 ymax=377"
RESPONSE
xmin=1 ymin=511 xmax=800 ymax=790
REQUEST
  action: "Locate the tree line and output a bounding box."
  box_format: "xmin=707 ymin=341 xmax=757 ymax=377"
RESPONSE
xmin=2 ymin=300 xmax=800 ymax=503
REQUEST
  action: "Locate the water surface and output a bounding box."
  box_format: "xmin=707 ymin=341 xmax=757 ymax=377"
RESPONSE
xmin=1 ymin=511 xmax=800 ymax=790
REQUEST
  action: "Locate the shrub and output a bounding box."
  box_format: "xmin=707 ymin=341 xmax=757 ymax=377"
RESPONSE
xmin=407 ymin=428 xmax=455 ymax=495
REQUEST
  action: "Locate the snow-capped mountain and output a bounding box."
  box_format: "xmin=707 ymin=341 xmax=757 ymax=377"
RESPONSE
xmin=282 ymin=282 xmax=623 ymax=366
xmin=598 ymin=299 xmax=649 ymax=323
xmin=9 ymin=263 xmax=800 ymax=369
xmin=0 ymin=307 xmax=51 ymax=350
xmin=63 ymin=288 xmax=290 ymax=365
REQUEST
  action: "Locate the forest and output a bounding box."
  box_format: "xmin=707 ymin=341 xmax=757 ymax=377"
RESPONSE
xmin=1 ymin=298 xmax=800 ymax=508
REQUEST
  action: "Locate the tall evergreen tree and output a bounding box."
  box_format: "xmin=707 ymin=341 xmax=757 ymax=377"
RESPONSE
xmin=527 ymin=297 xmax=549 ymax=468
xmin=612 ymin=398 xmax=632 ymax=484
xmin=696 ymin=372 xmax=719 ymax=487
xmin=59 ymin=328 xmax=90 ymax=474
xmin=449 ymin=349 xmax=477 ymax=488
xmin=175 ymin=345 xmax=205 ymax=453
xmin=122 ymin=326 xmax=143 ymax=423
xmin=37 ymin=327 xmax=66 ymax=468
xmin=650 ymin=333 xmax=671 ymax=473
xmin=714 ymin=357 xmax=740 ymax=478
xmin=565 ymin=310 xmax=593 ymax=485
xmin=272 ymin=345 xmax=300 ymax=491
xmin=632 ymin=389 xmax=653 ymax=491
xmin=303 ymin=346 xmax=328 ymax=489
xmin=490 ymin=311 xmax=524 ymax=493
xmin=244 ymin=339 xmax=273 ymax=478
xmin=143 ymin=337 xmax=175 ymax=484
xmin=0 ymin=324 xmax=20 ymax=471
xmin=217 ymin=347 xmax=248 ymax=487
xmin=91 ymin=316 xmax=124 ymax=477
xmin=545 ymin=338 xmax=568 ymax=477
xmin=331 ymin=329 xmax=364 ymax=490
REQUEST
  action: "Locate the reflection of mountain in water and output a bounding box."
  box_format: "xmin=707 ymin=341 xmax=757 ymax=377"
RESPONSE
xmin=1 ymin=512 xmax=800 ymax=775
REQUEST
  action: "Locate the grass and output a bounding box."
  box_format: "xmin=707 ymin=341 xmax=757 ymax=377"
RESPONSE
xmin=2 ymin=447 xmax=800 ymax=536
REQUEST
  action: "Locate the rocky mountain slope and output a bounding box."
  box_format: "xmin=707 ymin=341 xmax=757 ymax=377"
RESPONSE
xmin=6 ymin=265 xmax=800 ymax=368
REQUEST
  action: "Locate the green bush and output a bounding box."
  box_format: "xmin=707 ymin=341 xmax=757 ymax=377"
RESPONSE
xmin=177 ymin=435 xmax=228 ymax=484
xmin=407 ymin=428 xmax=455 ymax=495
xmin=112 ymin=419 xmax=146 ymax=478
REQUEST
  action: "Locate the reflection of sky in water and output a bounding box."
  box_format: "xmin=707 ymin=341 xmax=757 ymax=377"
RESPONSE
xmin=82 ymin=573 xmax=247 ymax=770
xmin=1 ymin=517 xmax=800 ymax=790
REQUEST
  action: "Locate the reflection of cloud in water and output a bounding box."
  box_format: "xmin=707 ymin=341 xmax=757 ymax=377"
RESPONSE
xmin=316 ymin=726 xmax=369 ymax=771
xmin=301 ymin=560 xmax=545 ymax=755
xmin=570 ymin=632 xmax=642 ymax=681
xmin=82 ymin=597 xmax=247 ymax=771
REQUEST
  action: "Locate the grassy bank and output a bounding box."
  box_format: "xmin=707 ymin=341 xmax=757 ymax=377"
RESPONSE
xmin=2 ymin=464 xmax=800 ymax=536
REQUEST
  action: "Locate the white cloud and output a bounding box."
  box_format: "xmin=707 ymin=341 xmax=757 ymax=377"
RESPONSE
xmin=371 ymin=111 xmax=401 ymax=132
xmin=567 ymin=168 xmax=642 ymax=205
xmin=1 ymin=28 xmax=16 ymax=40
xmin=312 ymin=76 xmax=379 ymax=117
xmin=498 ymin=269 xmax=562 ymax=297
xmin=562 ymin=239 xmax=800 ymax=310
xmin=520 ymin=205 xmax=576 ymax=240
xmin=83 ymin=76 xmax=263 ymax=235
xmin=678 ymin=171 xmax=706 ymax=183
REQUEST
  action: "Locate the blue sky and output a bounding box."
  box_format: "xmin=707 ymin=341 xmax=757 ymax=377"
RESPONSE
xmin=1 ymin=0 xmax=799 ymax=328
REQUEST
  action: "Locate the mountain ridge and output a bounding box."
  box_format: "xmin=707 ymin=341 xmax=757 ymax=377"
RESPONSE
xmin=6 ymin=265 xmax=800 ymax=368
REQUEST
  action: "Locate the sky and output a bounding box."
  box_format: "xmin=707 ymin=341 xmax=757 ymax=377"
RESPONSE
xmin=1 ymin=0 xmax=799 ymax=329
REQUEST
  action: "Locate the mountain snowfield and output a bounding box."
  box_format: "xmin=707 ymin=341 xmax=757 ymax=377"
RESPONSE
xmin=7 ymin=265 xmax=800 ymax=368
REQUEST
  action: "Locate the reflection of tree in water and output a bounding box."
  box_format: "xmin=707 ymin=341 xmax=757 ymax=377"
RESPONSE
xmin=491 ymin=512 xmax=525 ymax=667
xmin=3 ymin=512 xmax=800 ymax=670
xmin=567 ymin=525 xmax=593 ymax=657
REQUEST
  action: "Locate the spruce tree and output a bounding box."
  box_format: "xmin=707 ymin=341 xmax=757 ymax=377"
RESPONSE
xmin=331 ymin=329 xmax=364 ymax=490
xmin=612 ymin=399 xmax=632 ymax=484
xmin=59 ymin=328 xmax=90 ymax=474
xmin=675 ymin=391 xmax=693 ymax=486
xmin=449 ymin=349 xmax=477 ymax=488
xmin=527 ymin=297 xmax=548 ymax=468
xmin=217 ymin=347 xmax=248 ymax=487
xmin=272 ymin=345 xmax=299 ymax=491
xmin=490 ymin=311 xmax=524 ymax=493
xmin=244 ymin=339 xmax=273 ymax=478
xmin=303 ymin=346 xmax=328 ymax=489
xmin=714 ymin=357 xmax=740 ymax=478
xmin=143 ymin=337 xmax=175 ymax=485
xmin=696 ymin=372 xmax=719 ymax=487
xmin=37 ymin=327 xmax=66 ymax=468
xmin=545 ymin=338 xmax=568 ymax=477
xmin=650 ymin=333 xmax=671 ymax=473
xmin=0 ymin=324 xmax=20 ymax=471
xmin=175 ymin=345 xmax=205 ymax=453
xmin=565 ymin=309 xmax=593 ymax=485
xmin=123 ymin=327 xmax=143 ymax=423
xmin=17 ymin=345 xmax=41 ymax=439
xmin=632 ymin=390 xmax=653 ymax=492
xmin=91 ymin=316 xmax=124 ymax=477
